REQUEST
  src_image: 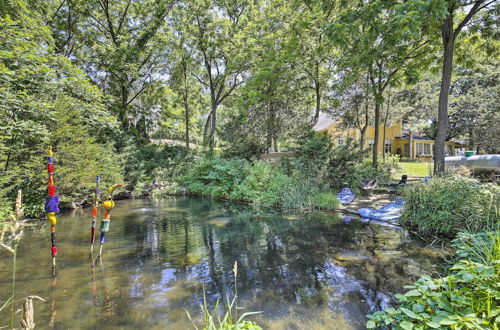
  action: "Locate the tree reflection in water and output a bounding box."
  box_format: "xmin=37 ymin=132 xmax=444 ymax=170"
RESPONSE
xmin=0 ymin=197 xmax=444 ymax=329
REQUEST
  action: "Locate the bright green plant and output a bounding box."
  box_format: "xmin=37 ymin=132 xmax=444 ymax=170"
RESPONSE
xmin=186 ymin=262 xmax=262 ymax=330
xmin=366 ymin=231 xmax=500 ymax=329
xmin=182 ymin=157 xmax=249 ymax=199
xmin=311 ymin=192 xmax=340 ymax=210
xmin=401 ymin=175 xmax=499 ymax=236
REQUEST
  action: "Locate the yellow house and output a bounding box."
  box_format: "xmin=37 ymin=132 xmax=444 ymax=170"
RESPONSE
xmin=313 ymin=113 xmax=461 ymax=159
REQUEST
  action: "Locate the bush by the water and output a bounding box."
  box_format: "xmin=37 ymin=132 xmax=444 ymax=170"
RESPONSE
xmin=180 ymin=156 xmax=340 ymax=210
xmin=401 ymin=175 xmax=499 ymax=236
xmin=367 ymin=231 xmax=500 ymax=329
xmin=173 ymin=131 xmax=401 ymax=210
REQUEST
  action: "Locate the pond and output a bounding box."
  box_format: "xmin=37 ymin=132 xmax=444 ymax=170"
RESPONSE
xmin=0 ymin=197 xmax=445 ymax=329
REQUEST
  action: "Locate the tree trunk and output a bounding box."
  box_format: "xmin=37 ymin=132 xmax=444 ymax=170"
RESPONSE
xmin=183 ymin=67 xmax=190 ymax=148
xmin=382 ymin=90 xmax=390 ymax=160
xmin=267 ymin=102 xmax=273 ymax=152
xmin=312 ymin=61 xmax=321 ymax=125
xmin=409 ymin=130 xmax=414 ymax=159
xmin=372 ymin=101 xmax=381 ymax=168
xmin=184 ymin=91 xmax=190 ymax=148
xmin=120 ymin=82 xmax=129 ymax=124
xmin=209 ymin=104 xmax=217 ymax=153
xmin=313 ymin=82 xmax=321 ymax=125
xmin=360 ymin=124 xmax=367 ymax=155
xmin=435 ymin=14 xmax=454 ymax=176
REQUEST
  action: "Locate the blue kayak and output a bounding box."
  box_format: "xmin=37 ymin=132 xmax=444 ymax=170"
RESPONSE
xmin=358 ymin=198 xmax=404 ymax=221
xmin=337 ymin=188 xmax=356 ymax=204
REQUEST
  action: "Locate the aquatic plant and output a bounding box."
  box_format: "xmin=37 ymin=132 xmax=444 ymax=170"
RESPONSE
xmin=366 ymin=231 xmax=500 ymax=329
xmin=186 ymin=262 xmax=262 ymax=330
xmin=401 ymin=175 xmax=499 ymax=236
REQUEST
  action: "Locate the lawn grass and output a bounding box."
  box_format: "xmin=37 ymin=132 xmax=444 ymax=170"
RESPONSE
xmin=393 ymin=161 xmax=433 ymax=179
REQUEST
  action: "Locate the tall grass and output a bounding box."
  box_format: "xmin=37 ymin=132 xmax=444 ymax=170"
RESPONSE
xmin=401 ymin=175 xmax=499 ymax=236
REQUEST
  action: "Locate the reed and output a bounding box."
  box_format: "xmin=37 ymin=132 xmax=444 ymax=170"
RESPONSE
xmin=186 ymin=262 xmax=262 ymax=330
xmin=401 ymin=175 xmax=499 ymax=236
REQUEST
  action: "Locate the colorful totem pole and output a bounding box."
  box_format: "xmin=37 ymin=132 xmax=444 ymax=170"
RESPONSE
xmin=98 ymin=184 xmax=123 ymax=256
xmin=45 ymin=146 xmax=60 ymax=267
xmin=90 ymin=175 xmax=100 ymax=253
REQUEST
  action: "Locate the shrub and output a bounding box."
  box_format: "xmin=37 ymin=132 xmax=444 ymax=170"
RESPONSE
xmin=328 ymin=146 xmax=400 ymax=194
xmin=182 ymin=157 xmax=249 ymax=198
xmin=401 ymin=175 xmax=499 ymax=235
xmin=366 ymin=231 xmax=500 ymax=329
xmin=230 ymin=161 xmax=290 ymax=206
xmin=311 ymin=192 xmax=340 ymax=210
xmin=282 ymin=131 xmax=333 ymax=192
xmin=120 ymin=139 xmax=194 ymax=196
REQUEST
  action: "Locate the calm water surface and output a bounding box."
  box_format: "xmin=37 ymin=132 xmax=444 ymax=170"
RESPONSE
xmin=0 ymin=197 xmax=445 ymax=329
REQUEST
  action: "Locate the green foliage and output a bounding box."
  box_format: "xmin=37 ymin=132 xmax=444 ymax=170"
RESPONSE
xmin=0 ymin=10 xmax=122 ymax=217
xmin=182 ymin=157 xmax=250 ymax=199
xmin=401 ymin=175 xmax=499 ymax=235
xmin=327 ymin=140 xmax=400 ymax=194
xmin=180 ymin=154 xmax=340 ymax=210
xmin=366 ymin=231 xmax=500 ymax=329
xmin=120 ymin=138 xmax=194 ymax=197
xmin=452 ymin=231 xmax=500 ymax=266
xmin=229 ymin=161 xmax=290 ymax=206
xmin=311 ymin=192 xmax=340 ymax=211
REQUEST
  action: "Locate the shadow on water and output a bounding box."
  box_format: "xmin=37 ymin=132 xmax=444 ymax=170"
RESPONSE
xmin=0 ymin=197 xmax=446 ymax=329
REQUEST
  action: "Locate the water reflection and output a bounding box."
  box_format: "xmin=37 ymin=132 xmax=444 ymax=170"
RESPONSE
xmin=0 ymin=197 xmax=444 ymax=329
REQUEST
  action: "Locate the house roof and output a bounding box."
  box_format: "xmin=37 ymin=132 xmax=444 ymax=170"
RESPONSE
xmin=313 ymin=112 xmax=336 ymax=131
xmin=395 ymin=134 xmax=466 ymax=146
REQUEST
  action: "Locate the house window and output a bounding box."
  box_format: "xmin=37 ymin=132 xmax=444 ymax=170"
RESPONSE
xmin=384 ymin=140 xmax=392 ymax=154
xmin=416 ymin=143 xmax=432 ymax=156
xmin=367 ymin=139 xmax=374 ymax=150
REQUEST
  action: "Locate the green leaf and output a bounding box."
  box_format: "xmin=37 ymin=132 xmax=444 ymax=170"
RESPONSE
xmin=401 ymin=308 xmax=419 ymax=319
xmin=406 ymin=290 xmax=422 ymax=297
xmin=412 ymin=303 xmax=424 ymax=314
xmin=366 ymin=320 xmax=376 ymax=328
xmin=400 ymin=321 xmax=414 ymax=330
xmin=439 ymin=319 xmax=457 ymax=325
xmin=426 ymin=321 xmax=441 ymax=328
xmin=461 ymin=273 xmax=473 ymax=281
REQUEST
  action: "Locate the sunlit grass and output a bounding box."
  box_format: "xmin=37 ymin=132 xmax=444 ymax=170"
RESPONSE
xmin=392 ymin=161 xmax=432 ymax=179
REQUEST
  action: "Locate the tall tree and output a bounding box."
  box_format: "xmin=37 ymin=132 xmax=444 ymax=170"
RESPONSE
xmin=288 ymin=0 xmax=338 ymax=125
xmin=46 ymin=0 xmax=175 ymax=126
xmin=328 ymin=0 xmax=441 ymax=168
xmin=177 ymin=0 xmax=252 ymax=152
xmin=339 ymin=74 xmax=373 ymax=154
xmin=169 ymin=36 xmax=196 ymax=148
xmin=433 ymin=0 xmax=497 ymax=175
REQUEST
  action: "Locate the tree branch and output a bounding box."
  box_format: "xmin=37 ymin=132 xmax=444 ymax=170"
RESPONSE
xmin=453 ymin=0 xmax=486 ymax=38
